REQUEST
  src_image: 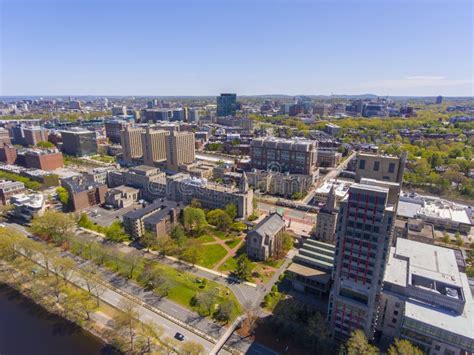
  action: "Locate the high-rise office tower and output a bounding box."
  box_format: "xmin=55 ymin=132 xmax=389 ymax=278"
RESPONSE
xmin=328 ymin=180 xmax=399 ymax=340
xmin=61 ymin=128 xmax=98 ymax=156
xmin=216 ymin=93 xmax=237 ymax=117
xmin=121 ymin=126 xmax=145 ymax=163
xmin=188 ymin=108 xmax=200 ymax=122
xmin=436 ymin=95 xmax=443 ymax=104
xmin=165 ymin=131 xmax=195 ymax=171
xmin=141 ymin=128 xmax=169 ymax=166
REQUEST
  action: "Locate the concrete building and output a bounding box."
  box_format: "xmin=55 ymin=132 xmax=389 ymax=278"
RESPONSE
xmin=111 ymin=105 xmax=127 ymax=117
xmin=0 ymin=127 xmax=11 ymax=145
xmin=314 ymin=186 xmax=338 ymax=243
xmin=108 ymin=165 xmax=166 ymax=202
xmin=288 ymin=239 xmax=335 ymax=297
xmin=164 ymin=171 xmax=253 ymax=218
xmin=0 ymin=180 xmax=26 ymax=205
xmin=141 ymin=128 xmax=168 ymax=166
xmin=61 ymin=176 xmax=107 ymax=211
xmin=247 ymin=169 xmax=316 ymax=198
xmin=216 ymin=116 xmax=253 ymax=130
xmin=61 ymin=129 xmax=98 ymax=156
xmin=20 ymin=148 xmax=64 ymax=171
xmin=325 ymin=123 xmax=341 ymax=136
xmin=0 ymin=143 xmax=17 ymax=165
xmin=393 ymin=218 xmax=435 ymax=245
xmin=217 ymin=93 xmax=237 ymax=117
xmin=188 ymin=108 xmax=200 ymax=122
xmin=104 ymin=185 xmax=139 ymax=209
xmin=328 ymin=180 xmax=399 ymax=340
xmin=123 ymin=199 xmax=182 ymax=239
xmin=165 ymin=130 xmax=195 ymax=171
xmin=314 ymin=179 xmax=351 ymax=204
xmin=121 ymin=126 xmax=145 ymax=164
xmin=10 ymin=193 xmax=46 ymax=221
xmin=317 ymin=150 xmax=342 ymax=168
xmin=378 ymin=238 xmax=474 ymax=354
xmin=105 ymin=119 xmax=129 ymax=144
xmin=251 ymin=137 xmax=318 ymax=175
xmin=355 ymin=152 xmax=406 ymax=184
xmin=246 ymin=212 xmax=286 ymax=261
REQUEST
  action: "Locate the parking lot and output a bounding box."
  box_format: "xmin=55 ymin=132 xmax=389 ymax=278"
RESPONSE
xmin=84 ymin=202 xmax=143 ymax=227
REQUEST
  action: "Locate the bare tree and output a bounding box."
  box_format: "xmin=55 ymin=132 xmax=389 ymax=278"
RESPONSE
xmin=113 ymin=299 xmax=140 ymax=352
xmin=123 ymin=250 xmax=141 ymax=279
xmin=140 ymin=320 xmax=164 ymax=352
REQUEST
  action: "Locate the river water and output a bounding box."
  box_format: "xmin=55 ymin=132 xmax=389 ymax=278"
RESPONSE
xmin=0 ymin=283 xmax=117 ymax=355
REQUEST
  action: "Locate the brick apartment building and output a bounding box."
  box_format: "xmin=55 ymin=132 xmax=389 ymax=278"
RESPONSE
xmin=61 ymin=176 xmax=107 ymax=211
xmin=20 ymin=148 xmax=64 ymax=171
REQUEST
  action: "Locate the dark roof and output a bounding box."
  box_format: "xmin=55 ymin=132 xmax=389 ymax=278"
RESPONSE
xmin=250 ymin=212 xmax=285 ymax=238
xmin=124 ymin=199 xmax=180 ymax=220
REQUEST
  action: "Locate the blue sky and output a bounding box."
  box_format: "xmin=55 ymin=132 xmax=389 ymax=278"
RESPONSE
xmin=1 ymin=0 xmax=473 ymax=96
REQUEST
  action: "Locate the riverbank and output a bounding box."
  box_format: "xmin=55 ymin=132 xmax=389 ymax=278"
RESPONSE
xmin=0 ymin=282 xmax=116 ymax=355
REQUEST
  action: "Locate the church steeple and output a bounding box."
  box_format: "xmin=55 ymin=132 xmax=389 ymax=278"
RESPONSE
xmin=323 ymin=185 xmax=336 ymax=212
xmin=240 ymin=171 xmax=249 ymax=193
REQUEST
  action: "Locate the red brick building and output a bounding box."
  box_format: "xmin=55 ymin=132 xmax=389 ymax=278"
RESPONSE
xmin=0 ymin=143 xmax=17 ymax=165
xmin=22 ymin=149 xmax=64 ymax=171
xmin=62 ymin=176 xmax=107 ymax=211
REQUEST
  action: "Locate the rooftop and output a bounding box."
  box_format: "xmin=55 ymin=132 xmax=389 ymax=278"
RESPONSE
xmin=250 ymin=212 xmax=285 ymax=238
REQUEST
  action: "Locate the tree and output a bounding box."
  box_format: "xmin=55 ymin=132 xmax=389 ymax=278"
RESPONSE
xmin=455 ymin=231 xmax=464 ymax=247
xmin=81 ymin=264 xmax=99 ymax=294
xmin=170 ymin=224 xmax=187 ymax=247
xmin=154 ymin=277 xmax=173 ymax=299
xmin=156 ymin=234 xmax=177 ymax=256
xmin=206 ymin=209 xmax=232 ymax=232
xmin=231 ymin=221 xmax=246 ymax=232
xmin=141 ymin=231 xmax=156 ymax=251
xmin=140 ymin=320 xmax=164 ymax=353
xmin=30 ymin=211 xmax=75 ymax=245
xmin=123 ymin=251 xmax=142 ymax=279
xmin=345 ymin=329 xmax=378 ymax=355
xmin=196 ymin=289 xmax=218 ymax=316
xmin=91 ymin=241 xmax=107 ymax=265
xmin=225 ymin=203 xmax=237 ymax=220
xmin=113 ymin=299 xmax=140 ymax=352
xmin=234 ymin=254 xmax=253 ymax=281
xmin=0 ymin=228 xmax=22 ymax=261
xmin=180 ymin=341 xmax=206 ymax=355
xmin=304 ymin=312 xmax=331 ymax=352
xmin=55 ymin=186 xmax=69 ymax=206
xmin=183 ymin=207 xmax=207 ymax=235
xmin=180 ymin=239 xmax=203 ymax=266
xmin=105 ymin=220 xmax=128 ymax=242
xmin=36 ymin=141 xmax=54 ymax=149
xmin=215 ymin=299 xmax=233 ymax=323
xmin=388 ymin=338 xmax=423 ymax=355
xmin=442 ymin=233 xmax=451 ymax=244
xmin=190 ymin=198 xmax=202 ymax=208
xmin=275 ymin=232 xmax=294 ymax=259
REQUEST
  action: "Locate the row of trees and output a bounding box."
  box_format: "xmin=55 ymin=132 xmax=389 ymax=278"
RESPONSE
xmin=0 ymin=227 xmax=206 ymax=354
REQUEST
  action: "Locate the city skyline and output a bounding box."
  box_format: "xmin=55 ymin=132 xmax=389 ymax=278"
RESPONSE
xmin=1 ymin=0 xmax=473 ymax=97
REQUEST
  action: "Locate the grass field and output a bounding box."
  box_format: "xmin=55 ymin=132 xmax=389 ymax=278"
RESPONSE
xmin=198 ymin=244 xmax=228 ymax=268
xmin=224 ymin=237 xmax=242 ymax=249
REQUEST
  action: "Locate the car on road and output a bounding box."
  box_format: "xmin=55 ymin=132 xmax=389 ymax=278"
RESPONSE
xmin=174 ymin=332 xmax=185 ymax=341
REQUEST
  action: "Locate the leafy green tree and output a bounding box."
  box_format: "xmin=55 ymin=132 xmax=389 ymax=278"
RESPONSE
xmin=231 ymin=221 xmax=246 ymax=232
xmin=388 ymin=338 xmax=423 ymax=355
xmin=196 ymin=289 xmax=218 ymax=316
xmin=183 ymin=207 xmax=207 ymax=235
xmin=36 ymin=141 xmax=55 ymax=149
xmin=55 ymin=186 xmax=69 ymax=206
xmin=180 ymin=239 xmax=202 ymax=266
xmin=30 ymin=211 xmax=75 ymax=245
xmin=215 ymin=299 xmax=233 ymax=323
xmin=225 ymin=203 xmax=237 ymax=220
xmin=105 ymin=220 xmax=128 ymax=242
xmin=206 ymin=209 xmax=232 ymax=231
xmin=180 ymin=341 xmax=206 ymax=355
xmin=141 ymin=230 xmax=157 ymax=251
xmin=234 ymin=254 xmax=253 ymax=281
xmin=345 ymin=329 xmax=378 ymax=355
xmin=170 ymin=224 xmax=187 ymax=247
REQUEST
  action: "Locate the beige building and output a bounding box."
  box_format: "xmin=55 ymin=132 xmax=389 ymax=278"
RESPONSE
xmin=314 ymin=186 xmax=338 ymax=243
xmin=355 ymin=152 xmax=406 ymax=184
xmin=121 ymin=126 xmax=145 ymax=163
xmin=104 ymin=185 xmax=139 ymax=209
xmin=142 ymin=128 xmax=169 ymax=166
xmin=166 ymin=130 xmax=195 ymax=171
xmin=247 ymin=169 xmax=316 ymax=198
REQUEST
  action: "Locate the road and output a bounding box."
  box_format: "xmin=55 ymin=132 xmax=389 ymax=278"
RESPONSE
xmin=3 ymin=222 xmax=223 ymax=354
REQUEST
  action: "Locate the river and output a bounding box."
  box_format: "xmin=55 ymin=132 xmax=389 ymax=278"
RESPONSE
xmin=0 ymin=283 xmax=118 ymax=355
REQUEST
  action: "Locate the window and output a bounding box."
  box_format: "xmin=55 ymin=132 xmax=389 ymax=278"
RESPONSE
xmin=388 ymin=163 xmax=395 ymax=173
xmin=391 ymin=318 xmax=397 ymax=323
xmin=359 ymin=159 xmax=366 ymax=170
xmin=373 ymin=161 xmax=380 ymax=171
xmin=434 ymin=345 xmax=440 ymax=351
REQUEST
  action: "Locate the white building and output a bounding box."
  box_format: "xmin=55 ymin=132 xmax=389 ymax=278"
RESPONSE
xmin=379 ymin=238 xmax=474 ymax=355
xmin=10 ymin=193 xmax=45 ymax=221
xmin=313 ymin=179 xmax=351 ymax=204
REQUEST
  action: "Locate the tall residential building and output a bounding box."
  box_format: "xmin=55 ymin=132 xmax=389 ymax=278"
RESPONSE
xmin=314 ymin=186 xmax=338 ymax=243
xmin=328 ymin=180 xmax=399 ymax=340
xmin=0 ymin=128 xmax=11 ymax=145
xmin=111 ymin=105 xmax=127 ymax=116
xmin=250 ymin=137 xmax=318 ymax=175
xmin=436 ymin=95 xmax=443 ymax=104
xmin=23 ymin=126 xmax=48 ymax=146
xmin=120 ymin=126 xmax=145 ymax=163
xmin=61 ymin=129 xmax=98 ymax=156
xmin=105 ymin=119 xmax=129 ymax=144
xmin=355 ymin=152 xmax=406 ymax=185
xmin=0 ymin=143 xmax=17 ymax=165
xmin=165 ymin=130 xmax=195 ymax=171
xmin=141 ymin=128 xmax=169 ymax=166
xmin=216 ymin=93 xmax=237 ymax=117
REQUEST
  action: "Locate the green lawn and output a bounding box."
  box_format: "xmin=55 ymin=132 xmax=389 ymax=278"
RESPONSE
xmin=195 ymin=234 xmax=215 ymax=243
xmin=225 ymin=237 xmax=242 ymax=249
xmin=198 ymin=244 xmax=228 ymax=269
xmin=263 ymin=258 xmax=286 ymax=269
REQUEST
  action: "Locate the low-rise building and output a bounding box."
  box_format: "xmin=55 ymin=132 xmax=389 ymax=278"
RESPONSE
xmin=317 ymin=150 xmax=342 ymax=168
xmin=20 ymin=148 xmax=64 ymax=171
xmin=246 ymin=212 xmax=286 ymax=261
xmin=0 ymin=180 xmax=25 ymax=205
xmin=313 ymin=179 xmax=351 ymax=204
xmin=288 ymin=239 xmax=335 ymax=297
xmin=0 ymin=143 xmax=17 ymax=165
xmin=123 ymin=199 xmax=182 ymax=239
xmin=104 ymin=185 xmax=139 ymax=209
xmin=314 ymin=186 xmax=338 ymax=243
xmin=393 ymin=217 xmax=435 ymax=244
xmin=378 ymin=238 xmax=474 ymax=354
xmin=61 ymin=176 xmax=107 ymax=211
xmin=247 ymin=169 xmax=317 ymax=198
xmin=10 ymin=193 xmax=45 ymax=221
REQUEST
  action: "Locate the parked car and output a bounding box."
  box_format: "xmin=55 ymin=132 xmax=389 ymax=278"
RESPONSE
xmin=174 ymin=332 xmax=185 ymax=341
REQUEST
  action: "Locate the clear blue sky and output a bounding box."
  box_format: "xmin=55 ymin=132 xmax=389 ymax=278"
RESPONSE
xmin=1 ymin=0 xmax=473 ymax=96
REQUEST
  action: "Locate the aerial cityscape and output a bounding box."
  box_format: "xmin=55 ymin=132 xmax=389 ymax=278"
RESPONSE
xmin=0 ymin=0 xmax=473 ymax=355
